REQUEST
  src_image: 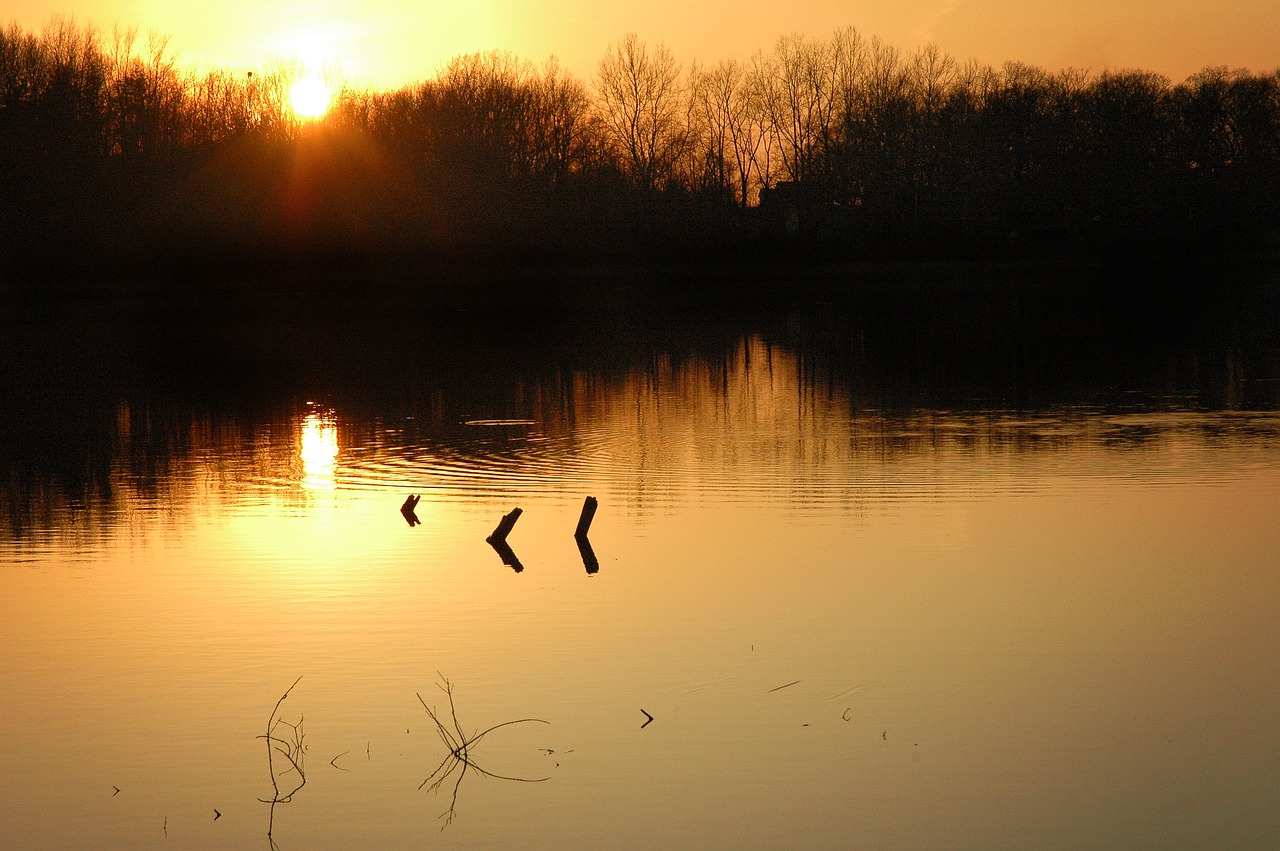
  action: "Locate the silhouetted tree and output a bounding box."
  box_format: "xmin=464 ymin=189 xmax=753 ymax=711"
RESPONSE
xmin=755 ymin=32 xmax=844 ymax=186
xmin=689 ymin=58 xmax=767 ymax=206
xmin=3 ymin=17 xmax=1280 ymax=278
xmin=595 ymin=33 xmax=687 ymax=191
xmin=526 ymin=57 xmax=600 ymax=186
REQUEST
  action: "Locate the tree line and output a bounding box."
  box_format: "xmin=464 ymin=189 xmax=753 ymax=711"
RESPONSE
xmin=3 ymin=18 xmax=1279 ymax=282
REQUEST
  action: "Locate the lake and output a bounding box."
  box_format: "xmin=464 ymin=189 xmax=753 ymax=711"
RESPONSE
xmin=3 ymin=265 xmax=1279 ymax=849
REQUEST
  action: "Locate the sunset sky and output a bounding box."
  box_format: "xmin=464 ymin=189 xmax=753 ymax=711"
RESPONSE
xmin=8 ymin=0 xmax=1279 ymax=90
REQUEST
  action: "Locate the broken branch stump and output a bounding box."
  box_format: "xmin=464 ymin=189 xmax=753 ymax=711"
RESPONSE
xmin=486 ymin=507 xmax=522 ymax=544
xmin=574 ymin=496 xmax=598 ymax=539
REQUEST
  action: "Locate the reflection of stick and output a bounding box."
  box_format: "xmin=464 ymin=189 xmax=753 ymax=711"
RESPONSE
xmin=574 ymin=496 xmax=598 ymax=539
xmin=575 ymin=534 xmax=599 ymax=575
xmin=488 ymin=536 xmax=524 ymax=573
xmin=768 ymin=680 xmax=801 ymax=693
xmin=417 ymin=675 xmax=549 ymax=828
xmin=486 ymin=508 xmax=522 ymax=543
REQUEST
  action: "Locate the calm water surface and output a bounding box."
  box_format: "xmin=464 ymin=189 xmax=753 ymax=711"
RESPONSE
xmin=2 ymin=284 xmax=1280 ymax=849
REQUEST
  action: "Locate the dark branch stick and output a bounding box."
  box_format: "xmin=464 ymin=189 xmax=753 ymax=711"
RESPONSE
xmin=416 ymin=674 xmax=550 ymax=828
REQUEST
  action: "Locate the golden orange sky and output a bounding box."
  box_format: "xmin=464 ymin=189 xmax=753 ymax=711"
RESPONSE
xmin=9 ymin=0 xmax=1278 ymax=89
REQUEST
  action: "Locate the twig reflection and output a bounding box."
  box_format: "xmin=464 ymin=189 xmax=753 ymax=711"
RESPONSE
xmin=416 ymin=674 xmax=549 ymax=828
xmin=487 ymin=536 xmax=525 ymax=572
xmin=575 ymin=533 xmax=599 ymax=574
xmin=258 ymin=676 xmax=306 ymax=851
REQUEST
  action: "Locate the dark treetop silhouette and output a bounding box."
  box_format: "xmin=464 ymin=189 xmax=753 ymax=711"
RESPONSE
xmin=2 ymin=20 xmax=1278 ymax=287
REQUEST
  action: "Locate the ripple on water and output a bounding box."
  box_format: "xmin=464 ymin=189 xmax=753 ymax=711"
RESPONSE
xmin=299 ymin=410 xmax=1280 ymax=516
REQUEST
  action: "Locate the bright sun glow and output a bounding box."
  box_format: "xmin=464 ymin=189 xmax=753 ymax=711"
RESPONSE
xmin=300 ymin=411 xmax=340 ymax=489
xmin=289 ymin=76 xmax=332 ymax=120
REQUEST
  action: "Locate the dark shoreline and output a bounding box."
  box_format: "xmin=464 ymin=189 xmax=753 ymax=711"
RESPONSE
xmin=4 ymin=252 xmax=1277 ymax=406
xmin=4 ymin=244 xmax=1276 ymax=302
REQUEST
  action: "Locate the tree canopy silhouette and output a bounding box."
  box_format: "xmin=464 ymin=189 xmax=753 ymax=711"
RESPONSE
xmin=2 ymin=18 xmax=1278 ymax=285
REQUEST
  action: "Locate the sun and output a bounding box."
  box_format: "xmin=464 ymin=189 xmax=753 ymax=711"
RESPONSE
xmin=290 ymin=75 xmax=332 ymax=120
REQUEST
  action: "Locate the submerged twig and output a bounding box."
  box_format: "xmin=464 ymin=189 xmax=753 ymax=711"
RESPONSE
xmin=416 ymin=674 xmax=549 ymax=828
xmin=486 ymin=507 xmax=522 ymax=543
xmin=258 ymin=676 xmax=306 ymax=851
xmin=401 ymin=494 xmax=421 ymax=526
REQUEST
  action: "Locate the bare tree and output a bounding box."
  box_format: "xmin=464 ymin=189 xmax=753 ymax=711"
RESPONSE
xmin=752 ymin=29 xmax=866 ymax=198
xmin=421 ymin=51 xmax=533 ymax=178
xmin=528 ymin=57 xmax=598 ymax=186
xmin=689 ymin=58 xmax=768 ymax=206
xmin=756 ymin=33 xmax=825 ymax=184
xmin=595 ymin=33 xmax=686 ymax=190
xmin=106 ymin=28 xmax=190 ymax=156
xmin=904 ymin=43 xmax=959 ymax=226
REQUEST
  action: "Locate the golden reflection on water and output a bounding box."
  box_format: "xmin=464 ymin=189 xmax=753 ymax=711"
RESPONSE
xmin=3 ymin=337 xmax=1280 ymax=847
xmin=299 ymin=407 xmax=340 ymax=491
xmin=3 ymin=339 xmax=1279 ymax=550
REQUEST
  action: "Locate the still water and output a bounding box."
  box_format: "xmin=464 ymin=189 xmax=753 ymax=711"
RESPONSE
xmin=2 ymin=283 xmax=1280 ymax=849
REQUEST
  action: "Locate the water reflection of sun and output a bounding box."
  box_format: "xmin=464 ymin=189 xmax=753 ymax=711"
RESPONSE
xmin=300 ymin=410 xmax=340 ymax=490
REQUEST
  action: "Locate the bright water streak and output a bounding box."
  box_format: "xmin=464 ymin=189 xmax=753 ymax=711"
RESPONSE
xmin=2 ymin=338 xmax=1280 ymax=849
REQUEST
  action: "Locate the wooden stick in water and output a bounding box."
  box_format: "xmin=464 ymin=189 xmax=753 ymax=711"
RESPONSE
xmin=487 ymin=507 xmax=522 ymax=543
xmin=575 ymin=496 xmax=598 ymax=539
